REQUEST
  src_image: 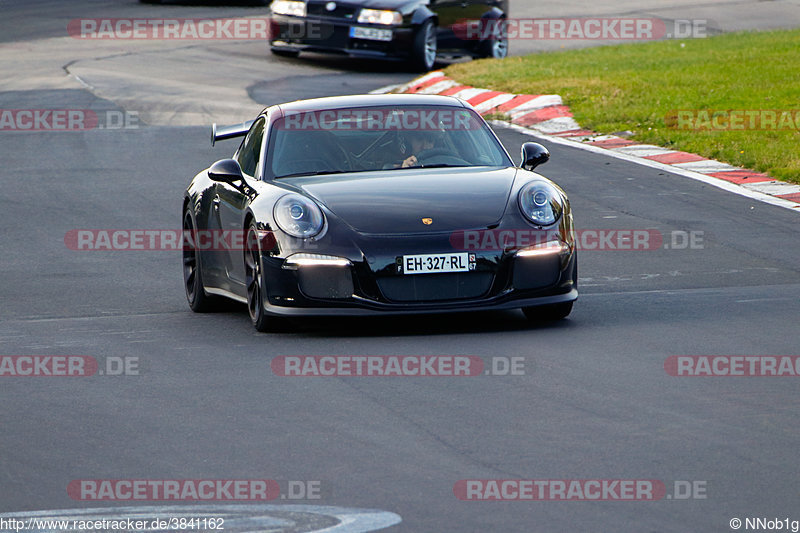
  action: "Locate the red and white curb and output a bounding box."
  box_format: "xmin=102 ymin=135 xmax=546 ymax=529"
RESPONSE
xmin=375 ymin=71 xmax=800 ymax=212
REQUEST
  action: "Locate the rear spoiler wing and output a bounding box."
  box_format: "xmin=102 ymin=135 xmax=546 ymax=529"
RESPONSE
xmin=211 ymin=120 xmax=254 ymax=147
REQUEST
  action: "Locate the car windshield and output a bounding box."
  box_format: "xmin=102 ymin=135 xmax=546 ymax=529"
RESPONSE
xmin=266 ymin=105 xmax=512 ymax=179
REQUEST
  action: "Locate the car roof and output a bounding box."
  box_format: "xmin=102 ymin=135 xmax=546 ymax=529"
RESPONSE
xmin=273 ymin=93 xmax=469 ymax=114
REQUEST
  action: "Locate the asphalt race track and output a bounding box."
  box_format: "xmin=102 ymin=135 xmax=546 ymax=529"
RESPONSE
xmin=2 ymin=1 xmax=800 ymax=532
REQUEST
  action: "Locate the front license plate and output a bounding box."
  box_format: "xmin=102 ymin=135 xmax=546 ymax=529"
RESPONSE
xmin=350 ymin=26 xmax=393 ymax=41
xmin=401 ymin=253 xmax=475 ymax=275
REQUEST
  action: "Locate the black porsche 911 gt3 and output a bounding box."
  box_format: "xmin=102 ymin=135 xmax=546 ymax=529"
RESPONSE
xmin=183 ymin=94 xmax=577 ymax=331
xmin=268 ymin=0 xmax=508 ymax=70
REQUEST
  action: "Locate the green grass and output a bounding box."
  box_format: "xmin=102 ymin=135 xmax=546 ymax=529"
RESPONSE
xmin=446 ymin=29 xmax=800 ymax=184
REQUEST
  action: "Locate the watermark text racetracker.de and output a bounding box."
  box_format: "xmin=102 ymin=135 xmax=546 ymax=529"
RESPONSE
xmin=69 ymin=18 xmax=270 ymax=40
xmin=0 ymin=356 xmax=139 ymax=377
xmin=454 ymin=479 xmax=708 ymax=501
xmin=271 ymin=355 xmax=526 ymax=377
xmin=665 ymin=356 xmax=800 ymax=377
xmin=64 ymin=229 xmax=272 ymax=252
xmin=450 ymin=229 xmax=704 ymax=252
xmin=667 ymin=109 xmax=800 ymax=131
xmin=0 ymin=109 xmax=139 ymax=132
xmin=455 ymin=17 xmax=709 ymax=41
xmin=67 ymin=479 xmax=327 ymax=501
xmin=64 ymin=229 xmax=705 ymax=252
xmin=67 ymin=16 xmax=710 ymax=42
xmin=277 ymin=108 xmax=481 ymax=131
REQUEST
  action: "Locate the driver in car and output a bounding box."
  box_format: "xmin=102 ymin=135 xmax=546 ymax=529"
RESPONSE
xmin=401 ymin=131 xmax=436 ymax=168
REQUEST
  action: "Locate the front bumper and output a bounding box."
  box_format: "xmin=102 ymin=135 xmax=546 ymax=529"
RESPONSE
xmin=269 ymin=14 xmax=415 ymax=60
xmin=261 ymin=288 xmax=578 ymax=316
xmin=258 ymin=235 xmax=578 ymax=317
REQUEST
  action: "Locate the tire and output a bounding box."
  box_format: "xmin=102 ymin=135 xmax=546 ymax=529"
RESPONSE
xmin=522 ymin=301 xmax=574 ymax=322
xmin=183 ymin=209 xmax=219 ymax=313
xmin=410 ymin=20 xmax=437 ymax=72
xmin=244 ymin=222 xmax=288 ymax=333
xmin=478 ymin=18 xmax=508 ymax=59
xmin=270 ymin=48 xmax=300 ymax=58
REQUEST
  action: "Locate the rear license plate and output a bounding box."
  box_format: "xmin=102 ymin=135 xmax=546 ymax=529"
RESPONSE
xmin=401 ymin=253 xmax=475 ymax=275
xmin=350 ymin=26 xmax=393 ymax=41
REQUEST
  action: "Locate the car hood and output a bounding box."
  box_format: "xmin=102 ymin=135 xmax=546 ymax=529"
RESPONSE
xmin=281 ymin=167 xmax=518 ymax=234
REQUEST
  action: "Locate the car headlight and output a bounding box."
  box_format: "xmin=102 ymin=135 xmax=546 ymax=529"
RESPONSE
xmin=357 ymin=9 xmax=403 ymax=25
xmin=518 ymin=181 xmax=564 ymax=226
xmin=271 ymin=0 xmax=307 ymax=17
xmin=274 ymin=194 xmax=324 ymax=238
xmin=283 ymin=253 xmax=351 ymax=268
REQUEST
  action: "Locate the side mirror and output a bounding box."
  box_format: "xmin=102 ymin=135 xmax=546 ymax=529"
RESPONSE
xmin=520 ymin=142 xmax=550 ymax=171
xmin=208 ymin=159 xmax=244 ymax=183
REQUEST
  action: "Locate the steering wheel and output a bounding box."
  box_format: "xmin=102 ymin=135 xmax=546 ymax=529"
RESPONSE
xmin=415 ymin=148 xmax=470 ymax=167
xmin=276 ymin=158 xmax=332 ymax=176
xmin=326 ymin=141 xmax=353 ymax=172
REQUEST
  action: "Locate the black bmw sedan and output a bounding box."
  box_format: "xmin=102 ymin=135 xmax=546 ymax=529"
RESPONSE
xmin=268 ymin=0 xmax=509 ymax=70
xmin=183 ymin=94 xmax=577 ymax=331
